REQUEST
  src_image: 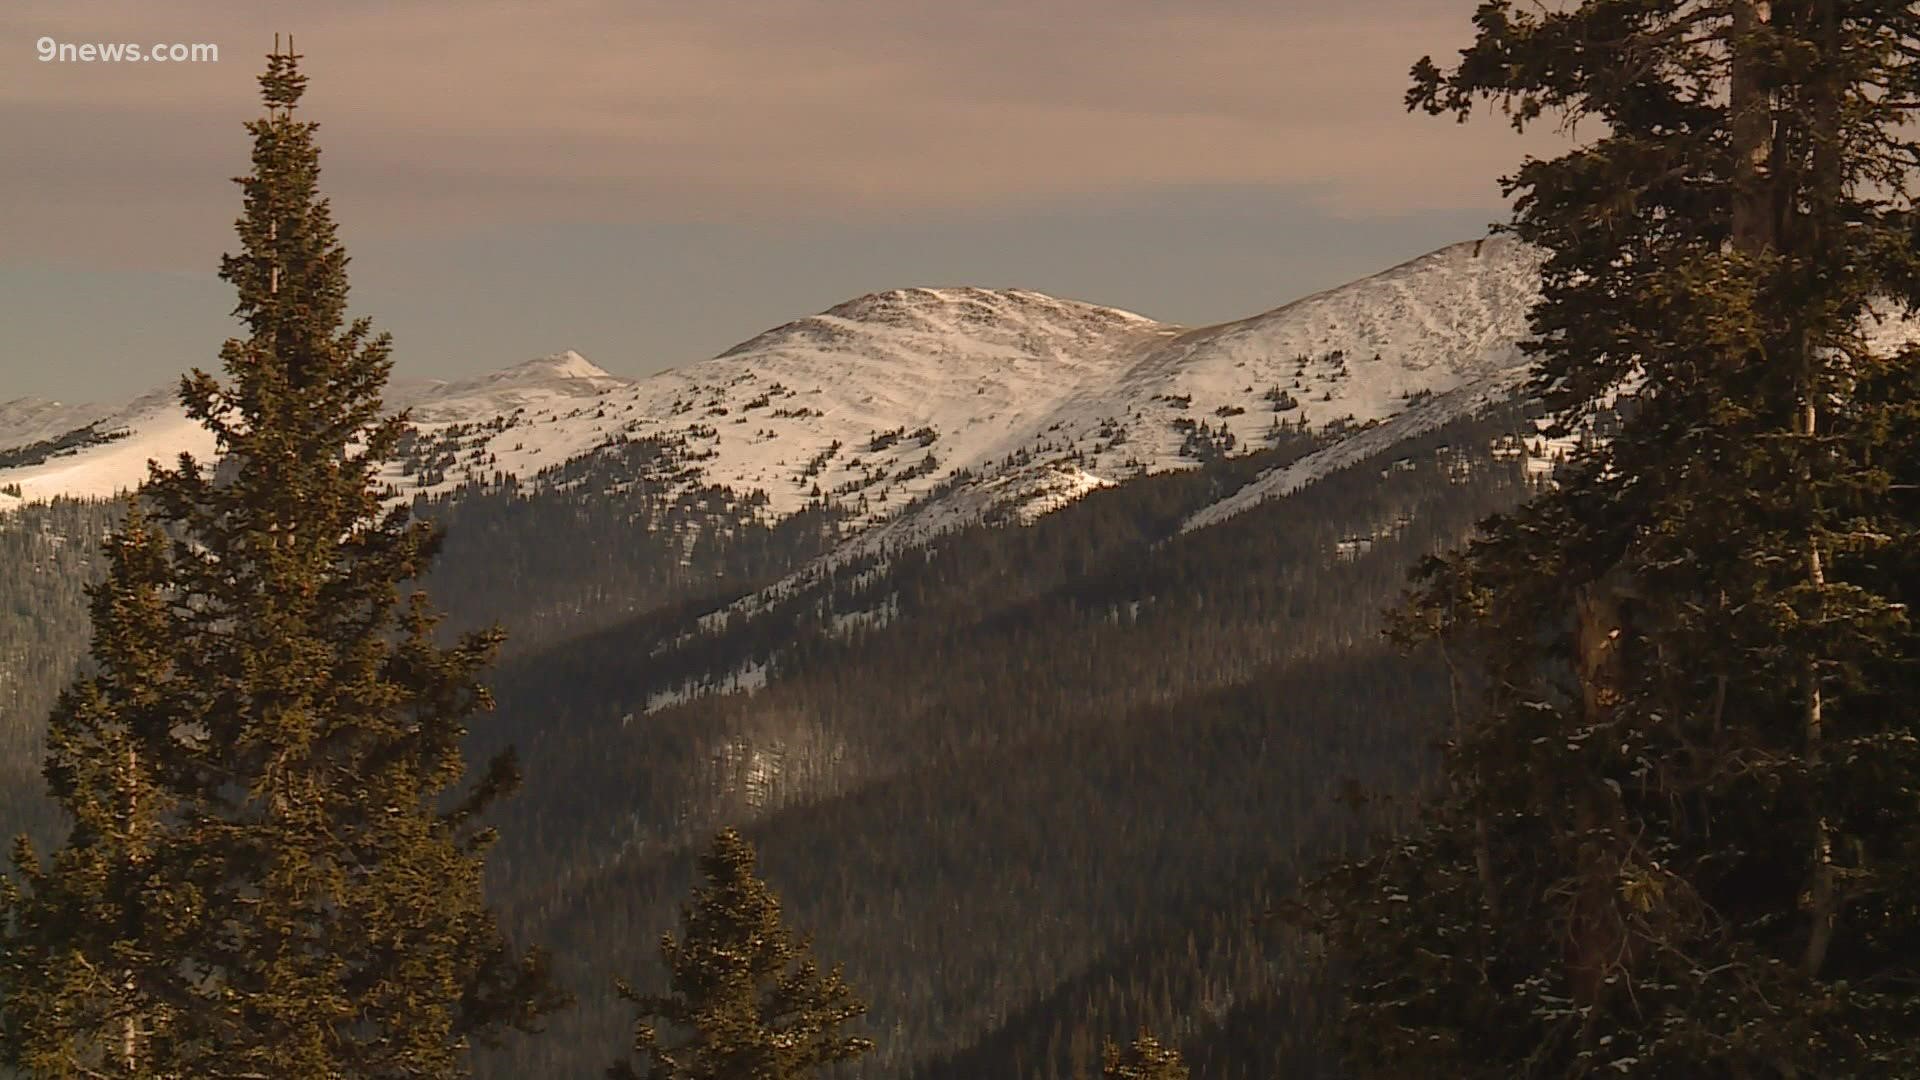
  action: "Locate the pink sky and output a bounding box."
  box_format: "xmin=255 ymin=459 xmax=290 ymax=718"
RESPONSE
xmin=1 ymin=1 xmax=1572 ymax=397
xmin=2 ymin=0 xmax=1568 ymax=267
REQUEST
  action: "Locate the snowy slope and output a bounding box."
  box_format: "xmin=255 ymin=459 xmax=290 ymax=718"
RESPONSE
xmin=0 ymin=237 xmax=1549 ymax=539
xmin=0 ymin=351 xmax=638 ymax=505
xmin=1176 ymin=248 xmax=1920 ymax=537
xmin=525 ymin=287 xmax=1175 ymax=521
xmin=393 ymin=349 xmax=631 ymax=422
xmin=754 ymin=236 xmax=1549 ymax=572
xmin=0 ymin=387 xmax=217 ymax=507
xmin=1038 ymin=234 xmax=1544 ymax=480
xmin=1181 ymin=369 xmax=1533 ymax=534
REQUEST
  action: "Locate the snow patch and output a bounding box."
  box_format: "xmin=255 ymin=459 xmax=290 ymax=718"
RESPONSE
xmin=644 ymin=657 xmax=771 ymax=715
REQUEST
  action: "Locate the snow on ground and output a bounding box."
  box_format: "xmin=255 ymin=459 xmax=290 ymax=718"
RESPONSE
xmin=0 ymin=235 xmax=1547 ymax=531
xmin=830 ymin=593 xmax=899 ymax=636
xmin=0 ymin=352 xmax=637 ymax=507
xmin=555 ymin=286 xmax=1174 ymax=525
xmin=1180 ymin=368 xmax=1532 ymax=534
xmin=391 ymin=349 xmax=629 ymax=422
xmin=22 ymin=235 xmax=1920 ymax=716
xmin=0 ymin=387 xmax=217 ymax=506
xmin=644 ymin=657 xmax=771 ymax=714
xmin=1039 ymin=234 xmax=1544 ymax=484
xmin=1 ymin=236 xmax=1554 ymax=560
xmin=695 ymin=236 xmax=1556 ymax=617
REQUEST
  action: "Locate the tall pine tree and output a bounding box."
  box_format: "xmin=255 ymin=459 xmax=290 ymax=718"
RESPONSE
xmin=0 ymin=42 xmax=563 ymax=1078
xmin=609 ymin=827 xmax=872 ymax=1080
xmin=1316 ymin=2 xmax=1920 ymax=1076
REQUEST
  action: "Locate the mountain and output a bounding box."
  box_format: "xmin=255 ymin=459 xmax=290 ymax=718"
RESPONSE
xmin=0 ymin=235 xmax=1702 ymax=1079
xmin=0 ymin=385 xmax=215 ymax=509
xmin=0 ymin=350 xmax=639 ymax=506
xmin=783 ymin=235 xmax=1548 ymax=579
xmin=0 ymin=236 xmax=1548 ymax=540
xmin=456 ymin=392 xmax=1553 ymax=1080
xmin=393 ymin=348 xmax=631 ymax=422
xmin=471 ymin=235 xmax=1547 ymax=547
xmin=1 ymin=369 xmax=1545 ymax=1080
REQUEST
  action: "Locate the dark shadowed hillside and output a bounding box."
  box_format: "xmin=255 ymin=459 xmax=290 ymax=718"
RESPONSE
xmin=461 ymin=399 xmax=1551 ymax=1078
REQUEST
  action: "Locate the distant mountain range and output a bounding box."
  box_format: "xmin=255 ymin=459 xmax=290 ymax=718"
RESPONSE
xmin=0 ymin=237 xmax=1561 ymax=540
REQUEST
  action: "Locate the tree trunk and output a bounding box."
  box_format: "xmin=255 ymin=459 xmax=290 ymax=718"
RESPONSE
xmin=1798 ymin=0 xmax=1842 ymax=981
xmin=1730 ymin=0 xmax=1775 ymax=253
xmin=1731 ymin=0 xmax=1838 ymax=979
xmin=1566 ymin=580 xmax=1629 ymax=1005
xmin=124 ymin=742 xmax=141 ymax=1076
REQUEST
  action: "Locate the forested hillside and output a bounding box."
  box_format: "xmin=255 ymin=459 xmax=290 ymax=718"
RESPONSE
xmin=0 ymin=443 xmax=844 ymax=843
xmin=0 ymin=500 xmax=116 ymax=852
xmin=0 ymin=387 xmax=1552 ymax=1077
xmin=415 ymin=435 xmax=850 ymax=655
xmin=456 ymin=399 xmax=1552 ymax=1078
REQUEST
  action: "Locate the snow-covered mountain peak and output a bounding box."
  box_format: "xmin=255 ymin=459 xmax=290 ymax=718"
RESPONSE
xmin=488 ymin=349 xmax=613 ymax=384
xmin=815 ymin=286 xmax=1157 ymax=331
xmin=2 ymin=236 xmax=1557 ymax=539
xmin=717 ymin=286 xmax=1170 ymax=370
xmin=397 ymin=350 xmax=632 ymax=423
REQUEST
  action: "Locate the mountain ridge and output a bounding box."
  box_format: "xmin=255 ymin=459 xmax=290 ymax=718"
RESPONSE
xmin=0 ymin=236 xmax=1553 ymax=537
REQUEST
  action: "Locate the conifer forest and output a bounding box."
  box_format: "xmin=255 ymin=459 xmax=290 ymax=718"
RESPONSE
xmin=4 ymin=3 xmax=1920 ymax=1077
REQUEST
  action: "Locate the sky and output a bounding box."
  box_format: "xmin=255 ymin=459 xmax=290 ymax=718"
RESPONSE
xmin=0 ymin=0 xmax=1568 ymax=402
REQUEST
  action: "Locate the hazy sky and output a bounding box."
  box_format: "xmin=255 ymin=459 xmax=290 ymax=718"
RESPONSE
xmin=1 ymin=1 xmax=1565 ymax=402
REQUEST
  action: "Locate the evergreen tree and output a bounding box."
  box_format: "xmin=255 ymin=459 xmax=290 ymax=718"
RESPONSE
xmin=0 ymin=42 xmax=564 ymax=1077
xmin=1316 ymin=2 xmax=1920 ymax=1076
xmin=609 ymin=827 xmax=872 ymax=1080
xmin=1101 ymin=1032 xmax=1189 ymax=1080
